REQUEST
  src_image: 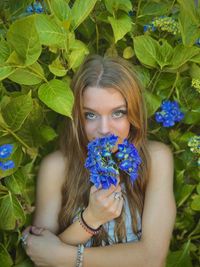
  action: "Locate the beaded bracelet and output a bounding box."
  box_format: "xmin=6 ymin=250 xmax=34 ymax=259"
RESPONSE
xmin=78 ymin=209 xmax=102 ymax=236
xmin=76 ymin=244 xmax=84 ymax=267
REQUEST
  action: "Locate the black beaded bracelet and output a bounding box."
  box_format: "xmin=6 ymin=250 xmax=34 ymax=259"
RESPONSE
xmin=79 ymin=210 xmax=102 ymax=235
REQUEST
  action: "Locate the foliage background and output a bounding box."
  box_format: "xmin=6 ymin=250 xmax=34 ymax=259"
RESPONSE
xmin=0 ymin=0 xmax=199 ymax=266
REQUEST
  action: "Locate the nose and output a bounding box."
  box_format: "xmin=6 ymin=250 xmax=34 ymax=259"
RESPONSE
xmin=98 ymin=116 xmax=112 ymax=137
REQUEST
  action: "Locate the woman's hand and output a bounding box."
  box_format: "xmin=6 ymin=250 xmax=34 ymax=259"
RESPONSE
xmin=83 ymin=184 xmax=124 ymax=228
xmin=22 ymin=226 xmax=76 ymax=267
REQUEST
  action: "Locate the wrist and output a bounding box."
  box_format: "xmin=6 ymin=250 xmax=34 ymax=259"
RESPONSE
xmin=83 ymin=208 xmax=102 ymax=229
xmin=59 ymin=243 xmax=77 ymax=267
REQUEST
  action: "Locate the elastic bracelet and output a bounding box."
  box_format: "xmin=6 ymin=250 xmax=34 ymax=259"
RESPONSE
xmin=78 ymin=210 xmax=102 ymax=236
xmin=76 ymin=244 xmax=84 ymax=267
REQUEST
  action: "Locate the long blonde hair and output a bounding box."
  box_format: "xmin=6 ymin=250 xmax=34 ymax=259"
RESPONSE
xmin=59 ymin=55 xmax=150 ymax=246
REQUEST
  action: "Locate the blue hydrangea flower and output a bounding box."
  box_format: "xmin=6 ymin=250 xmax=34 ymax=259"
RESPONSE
xmin=0 ymin=144 xmax=15 ymax=171
xmin=0 ymin=144 xmax=14 ymax=159
xmin=0 ymin=160 xmax=15 ymax=171
xmin=85 ymin=135 xmax=142 ymax=189
xmin=26 ymin=1 xmax=44 ymax=14
xmin=155 ymin=100 xmax=184 ymax=127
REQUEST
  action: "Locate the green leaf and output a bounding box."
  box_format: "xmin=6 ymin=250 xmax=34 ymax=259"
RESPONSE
xmin=35 ymin=14 xmax=67 ymax=47
xmin=108 ymin=14 xmax=132 ymax=43
xmin=183 ymin=110 xmax=200 ymax=124
xmin=140 ymin=2 xmax=171 ymax=16
xmin=123 ymin=46 xmax=134 ymax=59
xmin=144 ymin=90 xmax=162 ymax=117
xmin=4 ymin=169 xmax=27 ymax=195
xmin=134 ymin=65 xmax=150 ymax=88
xmin=0 ymin=244 xmax=13 ymax=267
xmin=104 ymin=0 xmax=132 ymax=14
xmin=134 ymin=35 xmax=159 ymax=68
xmin=166 ymin=240 xmax=192 ymax=267
xmin=178 ymin=0 xmax=200 ymax=46
xmin=0 ymin=190 xmax=25 ymax=230
xmin=51 ymin=0 xmax=71 ymax=22
xmin=38 ymin=125 xmax=58 ymax=143
xmin=7 ymin=15 xmax=41 ymax=66
xmin=8 ymin=62 xmax=44 ymax=85
xmin=189 ymin=63 xmax=200 ymax=79
xmin=0 ymin=65 xmax=15 ymax=81
xmin=38 ymin=79 xmax=74 ymax=117
xmin=16 ymin=99 xmax=44 ymax=148
xmin=49 ymin=57 xmax=67 ymax=77
xmin=71 ymin=0 xmax=98 ymax=30
xmin=158 ymin=39 xmax=173 ymax=69
xmin=168 ymin=45 xmax=199 ymax=70
xmin=68 ymin=40 xmax=89 ymax=71
xmin=197 ymin=183 xmax=200 ymax=195
xmin=191 ymin=195 xmax=200 ymax=211
xmin=175 ymin=184 xmax=195 ymax=207
xmin=0 ymin=39 xmax=11 ymax=64
xmin=1 ymin=93 xmax=33 ymax=131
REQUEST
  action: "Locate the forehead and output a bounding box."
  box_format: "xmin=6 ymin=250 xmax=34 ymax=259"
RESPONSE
xmin=82 ymin=87 xmax=126 ymax=110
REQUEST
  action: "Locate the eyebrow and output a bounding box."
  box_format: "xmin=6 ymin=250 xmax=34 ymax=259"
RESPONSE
xmin=83 ymin=105 xmax=127 ymax=112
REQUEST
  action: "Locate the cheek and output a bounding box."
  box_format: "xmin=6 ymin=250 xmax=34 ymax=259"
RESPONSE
xmin=83 ymin=121 xmax=95 ymax=140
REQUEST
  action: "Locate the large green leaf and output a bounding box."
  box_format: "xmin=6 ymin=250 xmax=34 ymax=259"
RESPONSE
xmin=8 ymin=62 xmax=44 ymax=85
xmin=0 ymin=190 xmax=25 ymax=230
xmin=178 ymin=0 xmax=200 ymax=46
xmin=0 ymin=244 xmax=13 ymax=267
xmin=35 ymin=14 xmax=67 ymax=47
xmin=108 ymin=14 xmax=132 ymax=43
xmin=104 ymin=0 xmax=132 ymax=14
xmin=168 ymin=45 xmax=199 ymax=70
xmin=1 ymin=93 xmax=33 ymax=131
xmin=134 ymin=35 xmax=159 ymax=68
xmin=38 ymin=79 xmax=74 ymax=117
xmin=71 ymin=0 xmax=98 ymax=30
xmin=7 ymin=15 xmax=41 ymax=66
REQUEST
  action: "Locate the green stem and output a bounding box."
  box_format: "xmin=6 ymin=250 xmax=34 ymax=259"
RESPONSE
xmin=147 ymin=70 xmax=159 ymax=90
xmin=95 ymin=22 xmax=99 ymax=53
xmin=151 ymin=70 xmax=162 ymax=93
xmin=0 ymin=122 xmax=32 ymax=151
xmin=46 ymin=0 xmax=53 ymax=15
xmin=136 ymin=0 xmax=142 ymax=21
xmin=167 ymin=71 xmax=179 ymax=99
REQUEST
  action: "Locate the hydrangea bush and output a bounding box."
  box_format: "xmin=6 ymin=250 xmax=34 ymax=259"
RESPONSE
xmin=0 ymin=0 xmax=199 ymax=266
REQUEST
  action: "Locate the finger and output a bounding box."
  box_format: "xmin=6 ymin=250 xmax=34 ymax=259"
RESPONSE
xmin=30 ymin=226 xmax=44 ymax=236
xmin=22 ymin=225 xmax=32 ymax=236
xmin=97 ymin=184 xmax=121 ymax=199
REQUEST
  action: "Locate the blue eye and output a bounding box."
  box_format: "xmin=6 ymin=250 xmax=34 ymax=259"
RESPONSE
xmin=112 ymin=110 xmax=127 ymax=118
xmin=84 ymin=112 xmax=97 ymax=120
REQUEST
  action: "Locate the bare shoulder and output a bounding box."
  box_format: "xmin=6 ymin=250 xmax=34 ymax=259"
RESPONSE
xmin=38 ymin=150 xmax=67 ymax=186
xmin=147 ymin=140 xmax=173 ymax=162
xmin=146 ymin=140 xmax=174 ymax=183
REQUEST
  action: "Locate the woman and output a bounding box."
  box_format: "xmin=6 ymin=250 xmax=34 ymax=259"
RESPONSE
xmin=22 ymin=55 xmax=176 ymax=267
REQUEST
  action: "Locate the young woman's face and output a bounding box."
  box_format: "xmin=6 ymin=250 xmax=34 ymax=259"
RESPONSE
xmin=82 ymin=86 xmax=130 ymax=145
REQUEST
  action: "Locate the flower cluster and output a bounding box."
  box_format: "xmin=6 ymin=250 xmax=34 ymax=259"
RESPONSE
xmin=144 ymin=16 xmax=180 ymax=35
xmin=192 ymin=78 xmax=200 ymax=93
xmin=85 ymin=135 xmax=141 ymax=189
xmin=155 ymin=100 xmax=184 ymax=127
xmin=0 ymin=144 xmax=15 ymax=171
xmin=26 ymin=1 xmax=44 ymax=14
xmin=188 ymin=136 xmax=200 ymax=166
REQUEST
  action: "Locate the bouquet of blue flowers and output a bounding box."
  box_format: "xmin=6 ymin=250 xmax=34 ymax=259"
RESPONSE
xmin=84 ymin=135 xmax=142 ymax=189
